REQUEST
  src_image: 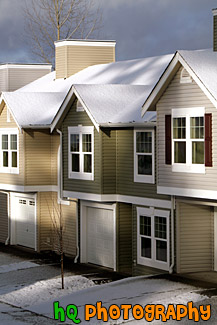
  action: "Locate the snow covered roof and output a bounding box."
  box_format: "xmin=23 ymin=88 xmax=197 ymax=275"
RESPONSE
xmin=1 ymin=53 xmax=173 ymax=128
xmin=143 ymin=49 xmax=217 ymax=115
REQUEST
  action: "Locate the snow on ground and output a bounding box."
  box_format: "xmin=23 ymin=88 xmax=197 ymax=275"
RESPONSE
xmin=0 ymin=275 xmax=95 ymax=308
xmin=0 ymin=261 xmax=39 ymax=274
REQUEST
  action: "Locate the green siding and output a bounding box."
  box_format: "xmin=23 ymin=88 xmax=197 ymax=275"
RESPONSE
xmin=62 ymin=99 xmax=101 ymax=194
xmin=117 ymin=203 xmax=132 ymax=275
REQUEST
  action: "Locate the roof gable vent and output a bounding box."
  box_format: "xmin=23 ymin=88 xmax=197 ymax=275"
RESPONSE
xmin=76 ymin=99 xmax=84 ymax=112
xmin=180 ymin=67 xmax=192 ymax=84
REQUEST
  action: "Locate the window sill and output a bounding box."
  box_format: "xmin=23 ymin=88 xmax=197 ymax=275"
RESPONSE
xmin=172 ymin=164 xmax=205 ymax=174
xmin=68 ymin=172 xmax=94 ymax=181
xmin=137 ymin=256 xmax=169 ymax=271
xmin=0 ymin=168 xmax=19 ymax=174
xmin=134 ymin=175 xmax=155 ymax=184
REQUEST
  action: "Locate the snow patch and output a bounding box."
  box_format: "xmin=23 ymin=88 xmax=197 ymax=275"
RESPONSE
xmin=0 ymin=261 xmax=39 ymax=274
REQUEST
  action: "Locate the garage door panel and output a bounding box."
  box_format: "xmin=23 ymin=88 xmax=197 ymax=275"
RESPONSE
xmin=86 ymin=206 xmax=114 ymax=269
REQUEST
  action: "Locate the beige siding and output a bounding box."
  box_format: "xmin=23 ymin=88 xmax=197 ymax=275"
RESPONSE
xmin=0 ymin=105 xmax=25 ymax=186
xmin=0 ymin=69 xmax=7 ymax=93
xmin=56 ymin=45 xmax=115 ymax=79
xmin=117 ymin=203 xmax=132 ymax=275
xmin=0 ymin=193 xmax=8 ymax=243
xmin=62 ymin=98 xmax=101 ymax=194
xmin=38 ymin=192 xmax=76 ymax=256
xmin=157 ymin=66 xmax=217 ymax=191
xmin=177 ymin=201 xmax=214 ymax=273
xmin=214 ymin=15 xmax=217 ymax=52
xmin=25 ymin=130 xmax=58 ymax=186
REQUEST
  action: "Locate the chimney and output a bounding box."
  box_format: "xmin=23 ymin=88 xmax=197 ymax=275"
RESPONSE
xmin=213 ymin=9 xmax=217 ymax=51
xmin=55 ymin=39 xmax=116 ymax=79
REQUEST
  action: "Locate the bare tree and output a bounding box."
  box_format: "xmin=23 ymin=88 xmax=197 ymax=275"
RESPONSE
xmin=24 ymin=0 xmax=102 ymax=64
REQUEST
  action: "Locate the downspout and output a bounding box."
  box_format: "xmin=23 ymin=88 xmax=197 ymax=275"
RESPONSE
xmin=169 ymin=195 xmax=175 ymax=274
xmin=0 ymin=191 xmax=10 ymax=245
xmin=56 ymin=129 xmax=79 ymax=263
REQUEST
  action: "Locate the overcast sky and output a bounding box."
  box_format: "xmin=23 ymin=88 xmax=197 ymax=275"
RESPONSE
xmin=0 ymin=0 xmax=217 ymax=63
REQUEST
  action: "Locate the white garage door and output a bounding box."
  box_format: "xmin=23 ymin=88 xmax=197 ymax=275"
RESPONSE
xmin=12 ymin=196 xmax=36 ymax=249
xmin=86 ymin=206 xmax=114 ymax=269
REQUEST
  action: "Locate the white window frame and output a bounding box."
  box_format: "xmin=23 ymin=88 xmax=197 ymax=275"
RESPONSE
xmin=68 ymin=126 xmax=94 ymax=181
xmin=172 ymin=107 xmax=205 ymax=174
xmin=137 ymin=207 xmax=170 ymax=271
xmin=134 ymin=129 xmax=155 ymax=184
xmin=0 ymin=128 xmax=19 ymax=174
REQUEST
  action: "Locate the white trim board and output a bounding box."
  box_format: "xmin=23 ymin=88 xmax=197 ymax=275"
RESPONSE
xmin=158 ymin=186 xmax=217 ymax=200
xmin=0 ymin=64 xmax=52 ymax=70
xmin=63 ymin=191 xmax=172 ymax=209
xmin=55 ymin=40 xmax=116 ymax=48
xmin=0 ymin=184 xmax=58 ymax=192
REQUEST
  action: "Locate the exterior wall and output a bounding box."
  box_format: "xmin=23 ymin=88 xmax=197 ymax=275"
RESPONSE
xmin=0 ymin=69 xmax=7 ymax=93
xmin=214 ymin=14 xmax=217 ymax=52
xmin=102 ymin=128 xmax=116 ymax=194
xmin=0 ymin=105 xmax=25 ymax=186
xmin=56 ymin=44 xmax=115 ymax=79
xmin=24 ymin=130 xmax=59 ymax=186
xmin=157 ymin=66 xmax=217 ymax=192
xmin=0 ymin=193 xmax=8 ymax=243
xmin=62 ymin=99 xmax=101 ymax=194
xmin=37 ymin=191 xmax=77 ymax=256
xmin=176 ymin=201 xmax=214 ymax=273
xmin=117 ymin=202 xmax=132 ymax=275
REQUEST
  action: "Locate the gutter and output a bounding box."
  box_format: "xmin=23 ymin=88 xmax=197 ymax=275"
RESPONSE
xmin=56 ymin=129 xmax=79 ymax=263
xmin=0 ymin=191 xmax=10 ymax=245
xmin=169 ymin=196 xmax=175 ymax=274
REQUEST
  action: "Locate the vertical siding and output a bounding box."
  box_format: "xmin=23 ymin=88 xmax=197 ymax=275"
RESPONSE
xmin=117 ymin=202 xmax=132 ymax=275
xmin=62 ymin=98 xmax=101 ymax=194
xmin=56 ymin=44 xmax=115 ymax=79
xmin=25 ymin=130 xmax=52 ymax=186
xmin=157 ymin=66 xmax=217 ymax=191
xmin=102 ymin=129 xmax=116 ymax=194
xmin=38 ymin=192 xmax=76 ymax=256
xmin=177 ymin=201 xmax=213 ymax=273
xmin=0 ymin=105 xmax=24 ymax=186
xmin=0 ymin=193 xmax=8 ymax=243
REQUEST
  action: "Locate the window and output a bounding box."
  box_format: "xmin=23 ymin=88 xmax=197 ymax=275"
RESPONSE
xmin=0 ymin=129 xmax=19 ymax=174
xmin=172 ymin=107 xmax=205 ymax=173
xmin=68 ymin=126 xmax=94 ymax=180
xmin=137 ymin=207 xmax=170 ymax=271
xmin=134 ymin=129 xmax=155 ymax=183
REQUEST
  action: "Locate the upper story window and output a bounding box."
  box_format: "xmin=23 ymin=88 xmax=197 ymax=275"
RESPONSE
xmin=171 ymin=107 xmax=206 ymax=173
xmin=68 ymin=126 xmax=94 ymax=180
xmin=134 ymin=129 xmax=155 ymax=183
xmin=0 ymin=128 xmax=19 ymax=174
xmin=76 ymin=99 xmax=85 ymax=112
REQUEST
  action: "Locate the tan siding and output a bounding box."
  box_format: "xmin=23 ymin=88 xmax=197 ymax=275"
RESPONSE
xmin=51 ymin=132 xmax=59 ymax=186
xmin=38 ymin=192 xmax=76 ymax=256
xmin=117 ymin=203 xmax=132 ymax=275
xmin=0 ymin=105 xmax=24 ymax=186
xmin=0 ymin=193 xmax=8 ymax=243
xmin=62 ymin=99 xmax=101 ymax=194
xmin=56 ymin=45 xmax=115 ymax=79
xmin=177 ymin=201 xmax=213 ymax=273
xmin=25 ymin=130 xmax=58 ymax=186
xmin=0 ymin=69 xmax=7 ymax=93
xmin=157 ymin=66 xmax=217 ymax=191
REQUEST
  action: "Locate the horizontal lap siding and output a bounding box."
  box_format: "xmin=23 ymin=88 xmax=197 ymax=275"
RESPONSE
xmin=38 ymin=192 xmax=76 ymax=256
xmin=157 ymin=67 xmax=217 ymax=191
xmin=62 ymin=99 xmax=101 ymax=194
xmin=117 ymin=203 xmax=132 ymax=274
xmin=102 ymin=129 xmax=116 ymax=194
xmin=25 ymin=130 xmax=53 ymax=186
xmin=177 ymin=202 xmax=213 ymax=273
xmin=0 ymin=69 xmax=7 ymax=92
xmin=0 ymin=193 xmax=8 ymax=243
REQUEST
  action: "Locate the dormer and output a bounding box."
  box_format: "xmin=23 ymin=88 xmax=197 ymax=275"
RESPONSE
xmin=55 ymin=39 xmax=116 ymax=79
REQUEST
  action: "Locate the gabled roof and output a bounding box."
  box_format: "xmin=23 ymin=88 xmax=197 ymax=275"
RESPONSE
xmin=1 ymin=53 xmax=173 ymax=129
xmin=142 ymin=49 xmax=217 ymax=115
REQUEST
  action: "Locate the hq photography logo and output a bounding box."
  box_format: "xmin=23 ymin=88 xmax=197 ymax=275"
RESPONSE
xmin=53 ymin=301 xmax=211 ymax=323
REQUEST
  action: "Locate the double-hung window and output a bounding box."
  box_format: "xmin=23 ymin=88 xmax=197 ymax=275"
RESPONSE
xmin=68 ymin=126 xmax=94 ymax=180
xmin=137 ymin=207 xmax=170 ymax=271
xmin=134 ymin=129 xmax=155 ymax=183
xmin=172 ymin=107 xmax=205 ymax=173
xmin=0 ymin=129 xmax=19 ymax=174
